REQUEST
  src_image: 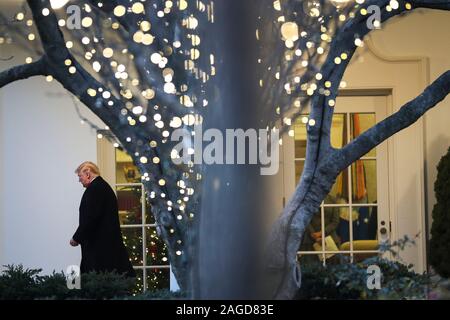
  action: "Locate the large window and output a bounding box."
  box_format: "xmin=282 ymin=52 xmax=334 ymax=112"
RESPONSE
xmin=295 ymin=112 xmax=380 ymax=264
xmin=115 ymin=148 xmax=171 ymax=293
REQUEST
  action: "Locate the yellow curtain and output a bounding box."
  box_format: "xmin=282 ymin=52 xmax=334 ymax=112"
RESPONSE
xmin=335 ymin=115 xmax=346 ymax=197
xmin=353 ymin=114 xmax=366 ymax=200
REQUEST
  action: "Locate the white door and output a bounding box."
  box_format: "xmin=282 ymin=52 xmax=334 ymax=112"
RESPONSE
xmin=285 ymin=94 xmax=391 ymax=264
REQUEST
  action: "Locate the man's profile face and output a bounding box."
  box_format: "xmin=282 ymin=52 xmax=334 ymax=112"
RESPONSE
xmin=78 ymin=170 xmax=91 ymax=188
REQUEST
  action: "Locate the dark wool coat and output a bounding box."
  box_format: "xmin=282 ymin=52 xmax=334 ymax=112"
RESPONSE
xmin=73 ymin=176 xmax=135 ymax=277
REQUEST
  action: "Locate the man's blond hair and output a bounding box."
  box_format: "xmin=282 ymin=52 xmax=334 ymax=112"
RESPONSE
xmin=75 ymin=161 xmax=100 ymax=176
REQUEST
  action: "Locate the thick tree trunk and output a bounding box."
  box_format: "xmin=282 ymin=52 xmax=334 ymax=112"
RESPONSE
xmin=193 ymin=0 xmax=274 ymax=299
xmin=266 ymin=168 xmax=337 ymax=299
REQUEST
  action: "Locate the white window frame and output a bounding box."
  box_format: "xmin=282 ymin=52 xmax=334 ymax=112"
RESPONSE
xmin=288 ymin=94 xmax=391 ymax=265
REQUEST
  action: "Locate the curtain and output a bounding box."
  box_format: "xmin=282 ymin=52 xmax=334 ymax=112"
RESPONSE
xmin=352 ymin=114 xmax=367 ymax=201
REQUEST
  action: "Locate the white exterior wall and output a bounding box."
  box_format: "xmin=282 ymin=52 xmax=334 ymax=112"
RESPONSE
xmin=0 ymin=49 xmax=105 ymax=274
xmin=368 ymin=9 xmax=450 ymax=236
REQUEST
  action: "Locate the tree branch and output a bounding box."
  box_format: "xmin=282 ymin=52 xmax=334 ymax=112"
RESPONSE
xmin=0 ymin=57 xmax=47 ymax=88
xmin=412 ymin=0 xmax=450 ymax=10
xmin=334 ymin=70 xmax=450 ymax=169
xmin=23 ymin=0 xmax=195 ymax=289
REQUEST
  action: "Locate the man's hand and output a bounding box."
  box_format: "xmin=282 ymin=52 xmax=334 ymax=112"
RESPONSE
xmin=70 ymin=238 xmax=79 ymax=247
xmin=311 ymin=231 xmax=322 ymax=241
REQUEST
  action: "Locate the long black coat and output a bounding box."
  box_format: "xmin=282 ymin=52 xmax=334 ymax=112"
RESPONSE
xmin=73 ymin=176 xmax=135 ymax=277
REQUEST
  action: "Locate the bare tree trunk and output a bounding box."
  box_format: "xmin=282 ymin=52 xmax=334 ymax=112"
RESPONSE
xmin=193 ymin=0 xmax=274 ymax=299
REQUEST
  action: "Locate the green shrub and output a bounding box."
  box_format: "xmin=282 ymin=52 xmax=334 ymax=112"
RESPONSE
xmin=297 ymin=237 xmax=431 ymax=300
xmin=74 ymin=271 xmax=136 ymax=300
xmin=0 ymin=265 xmax=42 ymax=300
xmin=35 ymin=271 xmax=71 ymax=300
xmin=297 ymin=258 xmax=429 ymax=300
xmin=0 ymin=265 xmax=136 ymax=300
xmin=122 ymin=289 xmax=187 ymax=300
xmin=430 ymin=146 xmax=450 ymax=278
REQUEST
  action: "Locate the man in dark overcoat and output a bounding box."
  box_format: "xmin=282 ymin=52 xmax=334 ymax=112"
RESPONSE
xmin=70 ymin=161 xmax=135 ymax=278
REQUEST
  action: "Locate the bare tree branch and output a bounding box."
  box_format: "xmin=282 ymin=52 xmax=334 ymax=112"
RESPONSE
xmin=0 ymin=57 xmax=47 ymax=88
xmin=334 ymin=70 xmax=450 ymax=169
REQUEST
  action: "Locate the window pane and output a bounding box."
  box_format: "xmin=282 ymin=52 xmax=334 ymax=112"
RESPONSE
xmin=352 ymin=206 xmax=378 ymax=242
xmin=330 ymin=114 xmax=347 ymax=149
xmin=294 ymin=113 xmax=348 ymax=157
xmin=146 ymin=268 xmax=170 ymax=291
xmin=325 ymin=170 xmax=349 ymax=204
xmin=295 ymin=160 xmax=304 ymax=184
xmin=300 ymin=209 xmax=322 ymax=253
xmin=351 ymin=160 xmax=377 ymax=203
xmin=294 ymin=118 xmax=307 ymax=158
xmin=116 ymin=148 xmax=141 ymax=183
xmin=122 ymin=227 xmax=143 ymax=267
xmin=117 ymin=185 xmax=143 ymax=225
xmin=336 ymin=207 xmax=352 ymax=246
xmin=351 ymin=113 xmax=376 ymax=157
xmin=323 ymin=207 xmax=342 ymax=249
xmin=145 ymin=227 xmax=169 ymax=266
xmin=133 ymin=269 xmax=144 ymax=294
xmin=145 ymin=197 xmax=157 ymax=225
